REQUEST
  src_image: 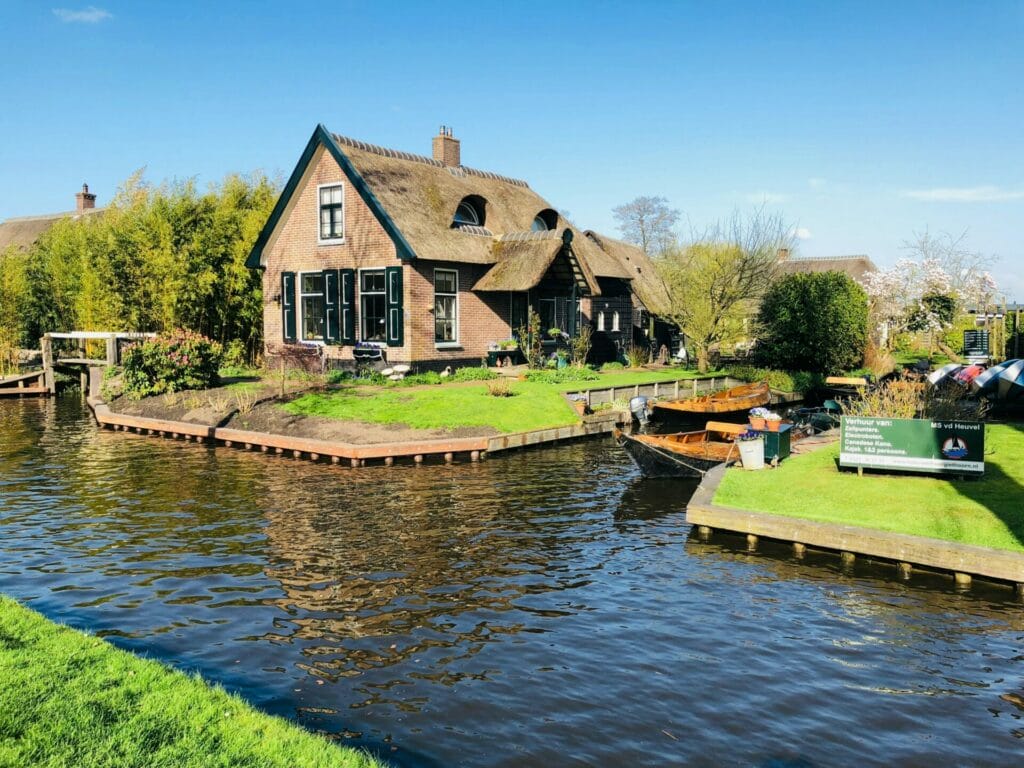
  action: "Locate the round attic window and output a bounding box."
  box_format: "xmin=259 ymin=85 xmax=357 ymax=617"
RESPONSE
xmin=532 ymin=208 xmax=558 ymax=232
xmin=453 ymin=201 xmax=481 ymax=227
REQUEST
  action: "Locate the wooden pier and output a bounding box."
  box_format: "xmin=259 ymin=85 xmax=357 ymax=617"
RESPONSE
xmin=0 ymin=370 xmax=49 ymax=398
xmin=40 ymin=331 xmax=154 ymax=394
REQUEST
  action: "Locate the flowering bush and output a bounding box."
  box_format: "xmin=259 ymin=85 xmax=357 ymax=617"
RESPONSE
xmin=121 ymin=330 xmax=223 ymax=399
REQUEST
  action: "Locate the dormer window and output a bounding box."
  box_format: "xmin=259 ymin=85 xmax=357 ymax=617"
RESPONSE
xmin=532 ymin=208 xmax=558 ymax=232
xmin=318 ymin=183 xmax=344 ymax=242
xmin=452 ymin=195 xmax=486 ymax=229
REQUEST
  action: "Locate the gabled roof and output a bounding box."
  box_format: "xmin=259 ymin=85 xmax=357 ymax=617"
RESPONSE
xmin=246 ymin=125 xmax=668 ymax=312
xmin=777 ymin=254 xmax=877 ymax=283
xmin=584 ymin=231 xmax=672 ymax=315
xmin=473 ymin=229 xmax=600 ymax=295
xmin=0 ymin=208 xmax=104 ymax=253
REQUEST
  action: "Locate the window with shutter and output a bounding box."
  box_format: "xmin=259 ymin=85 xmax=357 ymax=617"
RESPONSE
xmin=281 ymin=272 xmax=296 ymax=342
xmin=386 ymin=266 xmax=404 ymax=347
xmin=340 ymin=269 xmax=355 ymax=344
xmin=324 ymin=270 xmax=340 ymax=344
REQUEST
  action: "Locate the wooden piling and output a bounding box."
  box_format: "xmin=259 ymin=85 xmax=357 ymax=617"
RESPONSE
xmin=697 ymin=525 xmax=712 ymax=541
xmin=954 ymin=572 xmax=972 ymax=588
xmin=897 ymin=562 xmax=912 ymax=580
xmin=792 ymin=542 xmax=806 ymax=558
xmin=840 ymin=551 xmax=856 ymax=567
xmin=746 ymin=533 xmax=758 ymax=551
xmin=384 ymin=456 xmax=394 ymax=467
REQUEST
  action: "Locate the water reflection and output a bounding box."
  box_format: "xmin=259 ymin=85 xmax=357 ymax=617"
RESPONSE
xmin=3 ymin=397 xmax=1024 ymax=766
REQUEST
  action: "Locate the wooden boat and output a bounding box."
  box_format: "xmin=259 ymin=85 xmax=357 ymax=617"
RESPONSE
xmin=614 ymin=421 xmax=747 ymax=478
xmin=821 ymin=375 xmax=871 ymax=399
xmin=654 ymin=381 xmax=770 ymax=416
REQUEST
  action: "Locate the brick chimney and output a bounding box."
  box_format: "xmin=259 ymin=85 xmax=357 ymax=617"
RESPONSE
xmin=432 ymin=126 xmax=460 ymax=167
xmin=777 ymin=247 xmax=791 ymax=261
xmin=75 ymin=183 xmax=97 ymax=211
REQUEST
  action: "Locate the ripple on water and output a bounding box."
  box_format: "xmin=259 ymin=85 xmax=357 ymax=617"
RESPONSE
xmin=2 ymin=396 xmax=1024 ymax=767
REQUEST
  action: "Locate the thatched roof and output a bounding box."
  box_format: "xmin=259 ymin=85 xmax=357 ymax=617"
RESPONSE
xmin=778 ymin=255 xmax=877 ymax=283
xmin=583 ymin=231 xmax=671 ymax=314
xmin=0 ymin=208 xmax=103 ymax=253
xmin=248 ymin=125 xmax=672 ymax=314
xmin=473 ymin=229 xmax=600 ymax=294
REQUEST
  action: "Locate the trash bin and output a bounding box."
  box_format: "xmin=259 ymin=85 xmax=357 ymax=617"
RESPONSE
xmin=738 ymin=437 xmax=765 ymax=470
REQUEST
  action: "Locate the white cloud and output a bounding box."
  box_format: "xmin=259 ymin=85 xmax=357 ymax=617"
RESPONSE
xmin=901 ymin=185 xmax=1024 ymax=202
xmin=53 ymin=6 xmax=111 ymax=23
xmin=746 ymin=191 xmax=789 ymax=204
xmin=791 ymin=227 xmax=812 ymax=240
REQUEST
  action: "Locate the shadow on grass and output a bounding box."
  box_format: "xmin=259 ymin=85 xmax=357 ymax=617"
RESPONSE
xmin=949 ymin=421 xmax=1024 ymax=549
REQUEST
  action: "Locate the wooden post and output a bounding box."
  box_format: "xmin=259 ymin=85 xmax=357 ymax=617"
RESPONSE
xmin=696 ymin=525 xmax=712 ymax=541
xmin=105 ymin=335 xmax=116 ymax=366
xmin=653 ymin=382 xmax=659 ymax=397
xmin=792 ymin=542 xmax=806 ymax=558
xmin=746 ymin=533 xmax=758 ymax=551
xmin=384 ymin=456 xmax=393 ymax=467
xmin=840 ymin=551 xmax=856 ymax=567
xmin=954 ymin=572 xmax=972 ymax=588
xmin=692 ymin=380 xmax=698 ymax=396
xmin=41 ymin=335 xmax=55 ymax=394
xmin=674 ymin=380 xmax=680 ymax=398
xmin=897 ymin=562 xmax=912 ymax=580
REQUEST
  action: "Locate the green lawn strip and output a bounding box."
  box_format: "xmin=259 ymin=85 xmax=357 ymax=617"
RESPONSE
xmin=0 ymin=597 xmax=382 ymax=768
xmin=713 ymin=425 xmax=1024 ymax=553
xmin=284 ymin=380 xmax=579 ymax=433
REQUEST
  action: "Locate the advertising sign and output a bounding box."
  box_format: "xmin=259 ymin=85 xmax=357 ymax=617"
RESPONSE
xmin=840 ymin=417 xmax=985 ymax=475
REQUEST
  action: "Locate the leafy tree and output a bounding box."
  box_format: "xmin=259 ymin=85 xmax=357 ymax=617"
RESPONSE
xmin=612 ymin=195 xmax=680 ymax=256
xmin=656 ymin=208 xmax=790 ymax=372
xmin=0 ymin=250 xmax=30 ymax=374
xmin=755 ymin=271 xmax=869 ymax=374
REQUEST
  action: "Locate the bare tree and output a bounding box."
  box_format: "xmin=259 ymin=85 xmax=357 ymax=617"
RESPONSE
xmin=612 ymin=196 xmax=680 ymax=256
xmin=657 ymin=208 xmax=792 ymax=372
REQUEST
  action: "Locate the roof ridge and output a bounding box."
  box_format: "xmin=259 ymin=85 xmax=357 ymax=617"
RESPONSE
xmin=1 ymin=208 xmax=105 ymax=224
xmin=498 ymin=229 xmax=562 ymax=242
xmin=331 ymin=132 xmax=529 ymax=188
xmin=788 ymin=254 xmax=870 ymax=261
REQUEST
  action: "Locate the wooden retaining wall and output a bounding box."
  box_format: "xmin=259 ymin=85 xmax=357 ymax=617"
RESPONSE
xmin=567 ymin=376 xmax=743 ymax=407
xmin=85 ymin=368 xmax=624 ymax=467
xmin=687 ymin=464 xmax=1024 ymax=592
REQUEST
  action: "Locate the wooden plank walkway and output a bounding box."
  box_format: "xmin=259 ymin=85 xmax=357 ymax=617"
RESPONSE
xmin=687 ymin=464 xmax=1024 ymax=592
xmin=0 ymin=370 xmax=49 ymax=398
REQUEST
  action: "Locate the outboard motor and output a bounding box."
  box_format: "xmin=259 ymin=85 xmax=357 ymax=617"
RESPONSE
xmin=629 ymin=395 xmax=652 ymax=426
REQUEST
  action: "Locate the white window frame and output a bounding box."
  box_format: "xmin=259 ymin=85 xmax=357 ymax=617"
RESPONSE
xmin=612 ymin=310 xmax=620 ymax=332
xmin=358 ymin=267 xmax=387 ymax=343
xmin=317 ymin=182 xmax=345 ymax=245
xmin=597 ymin=310 xmax=605 ymax=332
xmin=434 ymin=268 xmax=460 ymax=348
xmin=298 ymin=270 xmax=325 ymax=345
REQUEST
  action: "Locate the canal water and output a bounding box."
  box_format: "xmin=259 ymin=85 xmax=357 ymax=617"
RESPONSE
xmin=2 ymin=396 xmax=1024 ymax=766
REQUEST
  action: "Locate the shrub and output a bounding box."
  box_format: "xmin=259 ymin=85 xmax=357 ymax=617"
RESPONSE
xmin=601 ymin=361 xmax=625 ymax=371
xmin=396 ymin=371 xmax=442 ymax=386
xmin=121 ymin=330 xmax=223 ymax=399
xmin=727 ymin=365 xmax=822 ymax=395
xmin=451 ymin=366 xmax=498 ymax=382
xmin=624 ymin=343 xmax=649 ymax=368
xmin=756 ymin=271 xmax=868 ymax=374
xmin=486 ymin=378 xmax=514 ymax=397
xmin=524 ymin=367 xmax=601 ymax=385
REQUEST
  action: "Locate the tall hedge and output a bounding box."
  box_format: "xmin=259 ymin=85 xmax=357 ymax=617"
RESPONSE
xmin=755 ymin=271 xmax=868 ymax=374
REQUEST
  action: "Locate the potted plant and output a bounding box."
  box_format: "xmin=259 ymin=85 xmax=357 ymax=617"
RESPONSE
xmin=749 ymin=407 xmax=770 ymax=430
xmin=765 ymin=412 xmax=783 ymax=432
xmin=736 ymin=429 xmax=765 ymax=470
xmin=548 ymin=327 xmax=562 ymax=340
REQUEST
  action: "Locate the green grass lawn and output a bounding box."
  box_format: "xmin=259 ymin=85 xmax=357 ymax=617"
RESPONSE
xmin=284 ymin=380 xmax=580 ymax=433
xmin=714 ymin=424 xmax=1024 ymax=553
xmin=556 ymin=368 xmax=725 ymax=392
xmin=0 ymin=597 xmax=382 ymax=768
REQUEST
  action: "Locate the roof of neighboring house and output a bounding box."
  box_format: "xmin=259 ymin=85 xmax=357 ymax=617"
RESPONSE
xmin=583 ymin=231 xmax=671 ymax=315
xmin=0 ymin=208 xmax=104 ymax=253
xmin=777 ymin=254 xmax=877 ymax=283
xmin=248 ymin=125 xmax=669 ymax=309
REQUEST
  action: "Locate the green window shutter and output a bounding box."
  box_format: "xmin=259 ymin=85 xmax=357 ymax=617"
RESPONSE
xmin=340 ymin=268 xmax=356 ymax=345
xmin=281 ymin=272 xmax=296 ymax=342
xmin=386 ymin=266 xmax=404 ymax=347
xmin=323 ymin=269 xmax=340 ymax=344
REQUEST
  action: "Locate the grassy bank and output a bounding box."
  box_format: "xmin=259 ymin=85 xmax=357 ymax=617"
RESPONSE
xmin=714 ymin=424 xmax=1024 ymax=553
xmin=0 ymin=596 xmax=382 ymax=768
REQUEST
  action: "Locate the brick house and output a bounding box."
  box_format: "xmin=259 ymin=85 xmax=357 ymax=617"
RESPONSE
xmin=246 ymin=125 xmax=669 ymax=370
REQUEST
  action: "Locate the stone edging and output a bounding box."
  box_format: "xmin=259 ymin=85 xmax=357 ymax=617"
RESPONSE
xmin=687 ymin=464 xmax=1024 ymax=589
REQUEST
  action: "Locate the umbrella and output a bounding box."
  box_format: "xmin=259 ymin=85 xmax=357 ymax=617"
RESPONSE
xmin=970 ymin=359 xmax=1021 ymax=394
xmin=927 ymin=363 xmax=962 ymax=386
xmin=954 ymin=364 xmax=985 ymax=385
xmin=996 ymin=359 xmax=1024 ymax=401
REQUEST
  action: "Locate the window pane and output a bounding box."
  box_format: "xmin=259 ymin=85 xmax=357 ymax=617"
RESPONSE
xmin=435 ymin=271 xmax=456 ymax=294
xmin=331 ymin=186 xmax=343 ymax=204
xmin=331 ymin=208 xmax=344 ymax=237
xmin=361 ymin=270 xmax=384 ymax=292
xmin=361 ymin=293 xmax=387 ymax=341
xmin=320 ymin=188 xmax=331 ymax=205
xmin=302 ymin=296 xmax=324 ymax=340
xmin=302 ymin=273 xmax=324 ymax=294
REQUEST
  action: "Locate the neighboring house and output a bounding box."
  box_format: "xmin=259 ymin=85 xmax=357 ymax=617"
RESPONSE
xmin=775 ymin=250 xmax=877 ymax=283
xmin=0 ymin=184 xmax=102 ymax=253
xmin=245 ymin=125 xmax=669 ymax=370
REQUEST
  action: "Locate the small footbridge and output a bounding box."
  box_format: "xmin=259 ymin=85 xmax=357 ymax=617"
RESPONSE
xmin=0 ymin=331 xmax=154 ymax=397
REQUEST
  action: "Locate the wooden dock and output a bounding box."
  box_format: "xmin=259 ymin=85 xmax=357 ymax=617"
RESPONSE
xmin=0 ymin=370 xmax=49 ymax=397
xmin=687 ymin=464 xmax=1024 ymax=593
xmin=41 ymin=331 xmax=155 ymax=394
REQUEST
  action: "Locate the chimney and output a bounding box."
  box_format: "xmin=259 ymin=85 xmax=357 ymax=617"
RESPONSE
xmin=777 ymin=247 xmax=791 ymax=261
xmin=75 ymin=183 xmax=97 ymax=211
xmin=432 ymin=125 xmax=460 ymax=167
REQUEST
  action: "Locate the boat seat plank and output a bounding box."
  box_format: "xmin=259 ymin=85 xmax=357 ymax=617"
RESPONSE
xmin=705 ymin=421 xmax=746 ymax=434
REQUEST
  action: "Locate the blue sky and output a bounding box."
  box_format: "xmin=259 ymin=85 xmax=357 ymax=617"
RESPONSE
xmin=2 ymin=1 xmax=1022 ymax=297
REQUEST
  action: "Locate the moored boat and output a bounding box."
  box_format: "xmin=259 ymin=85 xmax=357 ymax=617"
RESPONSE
xmin=653 ymin=381 xmax=771 ymax=416
xmin=614 ymin=421 xmax=747 ymax=478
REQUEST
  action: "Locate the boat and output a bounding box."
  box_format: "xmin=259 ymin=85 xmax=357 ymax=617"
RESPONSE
xmin=820 ymin=375 xmax=872 ymax=399
xmin=614 ymin=421 xmax=747 ymax=478
xmin=653 ymin=381 xmax=771 ymax=416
